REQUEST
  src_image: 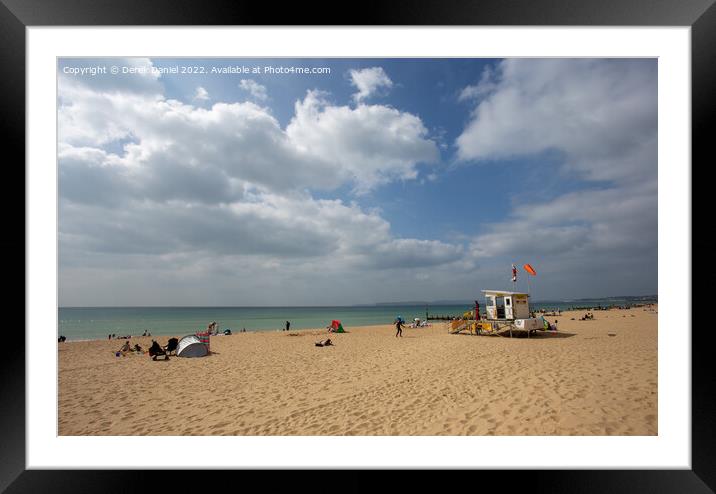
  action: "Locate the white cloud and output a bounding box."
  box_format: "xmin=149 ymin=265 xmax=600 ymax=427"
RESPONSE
xmin=58 ymin=78 xmax=438 ymax=195
xmin=360 ymin=239 xmax=464 ymax=270
xmin=349 ymin=67 xmax=393 ymax=103
xmin=239 ymin=79 xmax=268 ymax=101
xmin=59 ymin=185 xmax=464 ymax=288
xmin=456 ymin=59 xmax=657 ymax=184
xmin=457 ymin=64 xmax=497 ymax=102
xmin=57 ymin=67 xmax=457 ymax=305
xmin=194 ymin=86 xmax=210 ymax=101
xmin=286 ymin=90 xmax=439 ymax=193
xmin=454 ymin=59 xmax=658 ymax=299
xmin=462 ymin=177 xmax=657 ymax=299
xmin=56 ymin=58 xmax=657 ymax=305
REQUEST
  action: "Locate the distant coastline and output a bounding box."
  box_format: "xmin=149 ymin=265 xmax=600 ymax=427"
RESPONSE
xmin=358 ymin=294 xmax=658 ymax=307
xmin=60 ymin=294 xmax=658 ymax=310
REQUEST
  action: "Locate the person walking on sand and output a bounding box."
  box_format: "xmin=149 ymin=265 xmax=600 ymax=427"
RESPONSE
xmin=395 ymin=318 xmax=404 ymax=338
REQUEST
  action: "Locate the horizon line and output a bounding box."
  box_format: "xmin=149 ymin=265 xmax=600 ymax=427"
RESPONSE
xmin=59 ymin=295 xmax=658 ymax=309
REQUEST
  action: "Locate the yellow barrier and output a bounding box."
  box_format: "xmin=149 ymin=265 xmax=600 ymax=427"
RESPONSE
xmin=477 ymin=322 xmax=494 ymax=333
xmin=450 ymin=319 xmax=464 ymax=330
xmin=449 ymin=319 xmax=496 ymax=334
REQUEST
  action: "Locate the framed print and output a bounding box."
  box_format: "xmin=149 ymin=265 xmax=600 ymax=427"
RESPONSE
xmin=4 ymin=0 xmax=709 ymax=491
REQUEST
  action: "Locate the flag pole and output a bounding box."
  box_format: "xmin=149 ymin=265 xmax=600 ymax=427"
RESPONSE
xmin=523 ymin=264 xmax=536 ymax=307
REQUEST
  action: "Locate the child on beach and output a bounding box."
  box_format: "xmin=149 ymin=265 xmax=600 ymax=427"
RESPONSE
xmin=395 ymin=318 xmax=404 ymax=338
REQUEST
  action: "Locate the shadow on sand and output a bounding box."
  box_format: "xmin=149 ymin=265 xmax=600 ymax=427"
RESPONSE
xmin=512 ymin=331 xmax=577 ymax=339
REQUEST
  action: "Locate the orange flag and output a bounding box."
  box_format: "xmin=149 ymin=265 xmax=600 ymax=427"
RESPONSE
xmin=523 ymin=264 xmax=537 ymax=276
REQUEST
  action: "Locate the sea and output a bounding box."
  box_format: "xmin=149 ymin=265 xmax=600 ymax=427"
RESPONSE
xmin=58 ymin=297 xmax=656 ymax=341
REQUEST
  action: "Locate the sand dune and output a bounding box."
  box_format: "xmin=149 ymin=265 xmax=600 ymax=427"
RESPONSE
xmin=58 ymin=305 xmax=657 ymax=435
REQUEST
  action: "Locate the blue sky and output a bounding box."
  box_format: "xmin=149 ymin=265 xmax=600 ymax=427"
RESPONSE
xmin=57 ymin=58 xmax=657 ymax=306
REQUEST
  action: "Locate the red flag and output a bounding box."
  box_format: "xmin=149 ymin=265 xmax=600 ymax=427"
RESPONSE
xmin=511 ymin=263 xmax=517 ymax=282
xmin=524 ymin=263 xmax=537 ymax=276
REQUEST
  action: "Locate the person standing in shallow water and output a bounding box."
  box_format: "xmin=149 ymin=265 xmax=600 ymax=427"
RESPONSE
xmin=285 ymin=321 xmax=291 ymax=332
xmin=395 ymin=318 xmax=404 ymax=338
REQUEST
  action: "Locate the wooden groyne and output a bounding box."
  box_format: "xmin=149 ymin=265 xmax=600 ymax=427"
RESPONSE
xmin=427 ymin=315 xmax=461 ymax=321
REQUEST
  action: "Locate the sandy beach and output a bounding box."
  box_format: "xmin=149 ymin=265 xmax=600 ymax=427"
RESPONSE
xmin=58 ymin=305 xmax=657 ymax=436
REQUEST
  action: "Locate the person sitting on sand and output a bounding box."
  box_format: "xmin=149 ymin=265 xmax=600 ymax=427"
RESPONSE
xmin=148 ymin=340 xmax=169 ymax=360
xmin=133 ymin=343 xmax=142 ymax=353
xmin=117 ymin=341 xmax=131 ymax=355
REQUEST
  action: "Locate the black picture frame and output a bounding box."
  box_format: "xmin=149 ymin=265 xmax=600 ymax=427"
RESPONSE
xmin=2 ymin=0 xmax=706 ymax=491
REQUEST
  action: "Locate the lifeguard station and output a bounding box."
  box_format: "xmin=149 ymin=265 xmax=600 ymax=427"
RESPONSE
xmin=484 ymin=290 xmax=530 ymax=320
xmin=449 ymin=290 xmax=544 ymax=337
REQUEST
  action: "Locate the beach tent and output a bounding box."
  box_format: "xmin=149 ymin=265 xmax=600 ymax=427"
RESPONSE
xmin=176 ymin=334 xmax=209 ymax=358
xmin=330 ymin=320 xmax=345 ymax=333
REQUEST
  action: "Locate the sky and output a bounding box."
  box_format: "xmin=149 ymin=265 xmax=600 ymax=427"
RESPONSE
xmin=57 ymin=58 xmax=658 ymax=306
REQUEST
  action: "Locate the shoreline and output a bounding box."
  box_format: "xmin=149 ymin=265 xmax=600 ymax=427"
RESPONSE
xmin=57 ymin=302 xmax=658 ymax=343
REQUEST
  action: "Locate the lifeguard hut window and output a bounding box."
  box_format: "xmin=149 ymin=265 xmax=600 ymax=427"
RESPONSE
xmin=495 ymin=296 xmax=505 ymax=318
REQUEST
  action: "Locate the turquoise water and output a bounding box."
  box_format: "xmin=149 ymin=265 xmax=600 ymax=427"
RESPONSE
xmin=58 ymin=305 xmax=459 ymax=341
xmin=58 ymin=297 xmax=655 ymax=341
